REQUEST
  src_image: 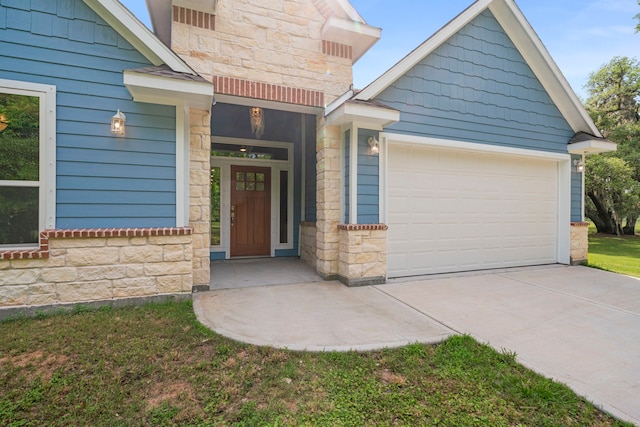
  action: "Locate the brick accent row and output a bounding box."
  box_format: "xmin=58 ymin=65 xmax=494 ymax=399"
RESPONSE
xmin=338 ymin=224 xmax=389 ymax=231
xmin=0 ymin=227 xmax=193 ymax=260
xmin=173 ymin=6 xmax=215 ymax=30
xmin=212 ymin=76 xmax=325 ymax=107
xmin=323 ymin=40 xmax=352 ymax=59
xmin=571 ymin=222 xmax=590 ymax=227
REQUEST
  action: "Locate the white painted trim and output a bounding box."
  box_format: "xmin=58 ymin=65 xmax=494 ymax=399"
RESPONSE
xmin=83 ymin=0 xmax=194 ymax=74
xmin=355 ymin=0 xmax=600 ymax=137
xmin=325 ymin=89 xmax=355 ymax=117
xmin=557 ymin=159 xmax=572 ymax=264
xmin=0 ymin=79 xmax=56 ymax=239
xmin=175 ymin=106 xmax=189 ymax=227
xmin=210 ymin=138 xmax=294 ymax=255
xmin=382 ymin=132 xmax=570 ymax=161
xmin=355 ymin=0 xmax=491 ymax=101
xmin=124 ymin=71 xmax=213 ymax=110
xmin=379 ymin=135 xmax=388 ymax=224
xmin=568 ymin=139 xmax=617 ymax=155
xmin=325 ymin=102 xmax=400 ymax=129
xmin=581 ymin=154 xmax=586 ymax=222
xmin=349 ymin=124 xmax=358 ymax=224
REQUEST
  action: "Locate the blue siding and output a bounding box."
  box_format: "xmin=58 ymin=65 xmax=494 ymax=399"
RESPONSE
xmin=344 ymin=129 xmax=350 ymax=223
xmin=357 ymin=130 xmax=380 ymax=224
xmin=0 ymin=0 xmax=177 ymax=229
xmin=377 ymin=10 xmax=574 ymax=153
xmin=571 ymin=155 xmax=583 ymax=222
xmin=304 ymin=115 xmax=317 ymax=222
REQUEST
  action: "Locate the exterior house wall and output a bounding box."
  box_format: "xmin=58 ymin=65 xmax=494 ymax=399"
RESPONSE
xmin=570 ymin=222 xmax=589 ymax=265
xmin=171 ymin=0 xmax=353 ymax=104
xmin=376 ymin=10 xmax=575 ymax=154
xmin=0 ymin=0 xmax=198 ymax=311
xmin=570 ymin=155 xmax=584 ymax=222
xmin=357 ymin=129 xmax=379 ymax=224
xmin=338 ymin=225 xmax=387 ymax=286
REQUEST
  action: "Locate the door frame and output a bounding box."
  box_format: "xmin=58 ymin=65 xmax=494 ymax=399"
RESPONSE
xmin=210 ymin=137 xmax=294 ymax=259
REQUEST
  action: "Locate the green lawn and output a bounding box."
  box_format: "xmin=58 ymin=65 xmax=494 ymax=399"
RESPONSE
xmin=0 ymin=302 xmax=629 ymax=426
xmin=588 ymin=225 xmax=640 ymax=278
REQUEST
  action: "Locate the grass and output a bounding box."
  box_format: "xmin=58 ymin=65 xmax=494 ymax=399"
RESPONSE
xmin=588 ymin=224 xmax=640 ymax=278
xmin=0 ymin=301 xmax=630 ymax=426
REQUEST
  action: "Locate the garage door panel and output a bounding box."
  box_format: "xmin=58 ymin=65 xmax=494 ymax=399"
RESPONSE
xmin=388 ymin=144 xmax=558 ymax=278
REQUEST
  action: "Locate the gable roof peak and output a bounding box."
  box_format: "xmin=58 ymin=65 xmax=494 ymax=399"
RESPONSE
xmin=354 ymin=0 xmax=600 ymax=137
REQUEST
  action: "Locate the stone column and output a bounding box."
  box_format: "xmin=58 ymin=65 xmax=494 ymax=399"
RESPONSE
xmin=189 ymin=108 xmax=212 ymax=290
xmin=570 ymin=222 xmax=589 ymax=265
xmin=315 ymin=118 xmax=342 ymax=279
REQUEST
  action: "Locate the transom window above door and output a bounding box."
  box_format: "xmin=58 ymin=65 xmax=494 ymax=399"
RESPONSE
xmin=211 ymin=143 xmax=288 ymax=161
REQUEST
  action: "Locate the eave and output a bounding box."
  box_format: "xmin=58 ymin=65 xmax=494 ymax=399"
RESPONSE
xmin=325 ymin=100 xmax=400 ymax=130
xmin=322 ymin=16 xmax=381 ymax=63
xmin=124 ymin=70 xmax=214 ymax=111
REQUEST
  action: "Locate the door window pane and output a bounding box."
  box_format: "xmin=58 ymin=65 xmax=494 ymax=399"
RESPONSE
xmin=0 ymin=187 xmax=38 ymax=245
xmin=210 ymin=167 xmax=221 ymax=246
xmin=280 ymin=171 xmax=288 ymax=244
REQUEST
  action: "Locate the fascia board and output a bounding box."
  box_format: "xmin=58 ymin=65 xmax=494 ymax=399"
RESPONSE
xmin=489 ymin=0 xmax=602 ymax=137
xmin=568 ymin=139 xmax=617 ymax=155
xmin=322 ymin=17 xmax=381 ymax=62
xmin=325 ymin=103 xmax=400 ymax=129
xmin=124 ymin=71 xmax=214 ymax=110
xmin=354 ymin=0 xmax=492 ymax=101
xmin=83 ymin=0 xmax=194 ymax=74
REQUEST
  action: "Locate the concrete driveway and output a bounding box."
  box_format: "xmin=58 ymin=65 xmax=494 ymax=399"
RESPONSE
xmin=193 ymin=265 xmax=640 ymax=425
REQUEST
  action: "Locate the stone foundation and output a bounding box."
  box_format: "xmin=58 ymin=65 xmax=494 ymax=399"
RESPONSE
xmin=0 ymin=228 xmax=193 ymax=315
xmin=338 ymin=224 xmax=387 ymax=287
xmin=300 ymin=222 xmax=317 ymax=266
xmin=570 ymin=222 xmax=589 ymax=265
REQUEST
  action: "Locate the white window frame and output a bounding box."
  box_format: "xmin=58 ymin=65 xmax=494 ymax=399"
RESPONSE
xmin=0 ymin=79 xmax=56 ymax=248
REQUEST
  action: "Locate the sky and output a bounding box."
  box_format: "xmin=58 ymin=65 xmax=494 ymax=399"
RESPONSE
xmin=119 ymin=0 xmax=639 ymax=99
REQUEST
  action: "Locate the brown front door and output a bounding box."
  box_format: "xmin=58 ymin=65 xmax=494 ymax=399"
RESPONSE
xmin=230 ymin=165 xmax=271 ymax=257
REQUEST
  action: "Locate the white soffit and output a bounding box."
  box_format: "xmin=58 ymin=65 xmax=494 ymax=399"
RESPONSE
xmin=84 ymin=0 xmax=194 ymax=74
xmin=568 ymin=139 xmax=618 ymax=155
xmin=322 ymin=17 xmax=381 ymax=63
xmin=325 ymin=102 xmax=400 ymax=129
xmin=124 ymin=71 xmax=214 ymax=110
xmin=354 ymin=0 xmax=601 ymax=137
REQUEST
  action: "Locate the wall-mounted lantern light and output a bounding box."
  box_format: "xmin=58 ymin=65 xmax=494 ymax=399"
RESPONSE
xmin=368 ymin=136 xmax=380 ymax=155
xmin=250 ymin=106 xmax=264 ymax=139
xmin=240 ymin=146 xmax=247 ymax=152
xmin=573 ymin=158 xmax=585 ymax=173
xmin=111 ymin=109 xmax=126 ymax=136
xmin=0 ymin=113 xmax=8 ymax=132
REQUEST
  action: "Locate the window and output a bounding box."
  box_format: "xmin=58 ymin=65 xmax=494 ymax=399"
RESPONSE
xmin=210 ymin=166 xmax=221 ymax=245
xmin=0 ymin=80 xmax=56 ymax=247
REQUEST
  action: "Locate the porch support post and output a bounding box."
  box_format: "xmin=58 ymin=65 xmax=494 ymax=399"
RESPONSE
xmin=315 ymin=117 xmax=342 ymax=279
xmin=189 ymin=108 xmax=212 ymax=291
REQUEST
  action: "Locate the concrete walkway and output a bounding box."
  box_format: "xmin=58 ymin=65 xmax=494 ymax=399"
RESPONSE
xmin=193 ymin=265 xmax=640 ymax=425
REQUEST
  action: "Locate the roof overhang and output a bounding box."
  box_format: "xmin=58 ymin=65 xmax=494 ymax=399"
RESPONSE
xmin=322 ymin=16 xmax=381 ymax=63
xmin=354 ymin=0 xmax=602 ymax=137
xmin=568 ymin=139 xmax=617 ymax=155
xmin=83 ymin=0 xmax=194 ymax=74
xmin=124 ymin=70 xmax=214 ymax=110
xmin=325 ymin=101 xmax=400 ymax=130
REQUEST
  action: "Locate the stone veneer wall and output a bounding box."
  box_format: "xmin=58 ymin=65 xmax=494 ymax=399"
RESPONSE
xmin=299 ymin=222 xmax=317 ymax=266
xmin=189 ymin=108 xmax=212 ymax=291
xmin=338 ymin=224 xmax=387 ymax=286
xmin=570 ymin=222 xmax=589 ymax=265
xmin=171 ymin=0 xmax=353 ymax=103
xmin=315 ymin=121 xmax=342 ymax=279
xmin=0 ymin=228 xmax=193 ymax=316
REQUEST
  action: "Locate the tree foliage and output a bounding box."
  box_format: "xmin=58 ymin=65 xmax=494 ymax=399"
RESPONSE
xmin=584 ymin=57 xmax=640 ymax=235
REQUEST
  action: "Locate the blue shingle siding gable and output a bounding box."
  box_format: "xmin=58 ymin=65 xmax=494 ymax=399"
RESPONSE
xmin=376 ymin=10 xmax=575 ymax=154
xmin=0 ymin=0 xmax=178 ymax=228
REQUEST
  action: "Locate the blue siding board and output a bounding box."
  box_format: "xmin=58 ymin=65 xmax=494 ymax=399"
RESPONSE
xmin=377 ymin=10 xmax=574 ymax=154
xmin=344 ymin=129 xmax=350 ymax=224
xmin=571 ymin=155 xmax=583 ymax=222
xmin=210 ymin=251 xmax=226 ymax=261
xmin=0 ymin=0 xmax=178 ymax=228
xmin=357 ymin=129 xmax=379 ymax=224
xmin=31 ymin=11 xmax=53 ymax=36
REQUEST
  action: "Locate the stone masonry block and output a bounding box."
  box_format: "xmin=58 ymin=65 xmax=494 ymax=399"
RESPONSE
xmin=66 ymin=247 xmax=120 ymax=267
xmin=163 ymin=245 xmax=186 ymax=262
xmin=156 ymin=275 xmax=184 ymax=293
xmin=0 ymin=269 xmax=39 ymax=286
xmin=40 ymin=267 xmax=78 ymax=283
xmin=77 ymin=265 xmax=128 ymax=281
xmin=57 ymin=281 xmax=112 ymax=303
xmin=50 ymin=238 xmax=107 ymax=249
xmin=120 ymin=245 xmax=163 ymax=264
xmin=0 ymin=285 xmax=28 ymax=306
xmin=144 ymin=261 xmax=192 ymax=277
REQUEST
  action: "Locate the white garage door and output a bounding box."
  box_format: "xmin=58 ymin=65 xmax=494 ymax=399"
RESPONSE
xmin=387 ymin=144 xmax=558 ymax=278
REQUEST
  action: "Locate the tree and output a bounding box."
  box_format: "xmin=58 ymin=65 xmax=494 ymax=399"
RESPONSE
xmin=584 ymin=57 xmax=640 ymax=235
xmin=636 ymin=0 xmax=640 ymax=32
